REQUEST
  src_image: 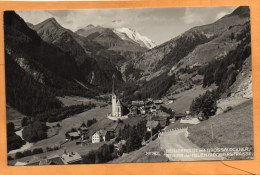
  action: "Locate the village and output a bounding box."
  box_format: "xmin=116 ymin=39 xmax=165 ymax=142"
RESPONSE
xmin=10 ymin=89 xmax=197 ymax=166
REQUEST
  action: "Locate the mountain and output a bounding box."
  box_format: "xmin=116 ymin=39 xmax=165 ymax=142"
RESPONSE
xmin=130 ymin=6 xmax=250 ymax=80
xmin=76 ymin=24 xmax=107 ymax=38
xmin=30 ymin=17 xmax=97 ymax=65
xmin=75 ymin=25 xmax=150 ymax=53
xmin=113 ymin=27 xmax=156 ymax=49
xmin=124 ymin=6 xmax=251 ymax=100
xmin=30 ymin=18 xmax=124 ymax=89
xmin=4 ymin=11 xmax=101 ymax=117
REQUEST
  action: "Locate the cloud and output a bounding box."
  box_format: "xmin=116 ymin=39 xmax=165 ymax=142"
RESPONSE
xmin=16 ymin=6 xmax=238 ymax=45
xmin=181 ymin=8 xmax=204 ymax=24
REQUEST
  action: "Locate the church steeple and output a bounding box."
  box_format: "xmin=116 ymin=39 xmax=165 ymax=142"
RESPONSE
xmin=112 ymin=74 xmax=116 ymax=95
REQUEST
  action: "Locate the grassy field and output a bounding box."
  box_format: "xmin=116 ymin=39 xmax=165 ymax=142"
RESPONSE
xmin=57 ymin=96 xmax=106 ymax=107
xmin=9 ymin=105 xmax=112 ymax=161
xmin=110 ymin=138 xmax=169 ymax=163
xmin=30 ymin=105 xmax=111 ymax=149
xmin=163 ymin=85 xmax=213 ymax=113
xmin=188 ymin=99 xmax=253 ymax=156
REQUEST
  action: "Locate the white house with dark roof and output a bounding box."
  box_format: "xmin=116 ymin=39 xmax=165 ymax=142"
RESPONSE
xmin=91 ymin=129 xmax=108 ymax=143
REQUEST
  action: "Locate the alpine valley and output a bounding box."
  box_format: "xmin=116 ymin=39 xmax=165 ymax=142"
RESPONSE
xmin=5 ymin=6 xmax=253 ymax=165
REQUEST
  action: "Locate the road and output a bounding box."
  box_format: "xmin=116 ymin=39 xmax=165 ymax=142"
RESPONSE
xmin=159 ymin=128 xmax=220 ymax=161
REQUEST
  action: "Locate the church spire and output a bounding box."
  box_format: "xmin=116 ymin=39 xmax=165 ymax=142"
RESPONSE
xmin=112 ymin=74 xmax=116 ymax=95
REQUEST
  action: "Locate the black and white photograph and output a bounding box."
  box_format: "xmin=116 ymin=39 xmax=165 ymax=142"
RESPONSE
xmin=4 ymin=6 xmax=253 ymax=166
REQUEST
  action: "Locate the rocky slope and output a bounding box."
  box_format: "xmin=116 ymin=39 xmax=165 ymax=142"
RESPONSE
xmin=131 ymin=6 xmax=250 ymax=82
xmin=124 ymin=6 xmax=252 ymax=102
xmin=30 ymin=18 xmax=124 ymax=88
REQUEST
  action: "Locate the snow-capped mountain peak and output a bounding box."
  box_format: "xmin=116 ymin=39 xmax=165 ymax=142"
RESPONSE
xmin=113 ymin=27 xmax=156 ymax=49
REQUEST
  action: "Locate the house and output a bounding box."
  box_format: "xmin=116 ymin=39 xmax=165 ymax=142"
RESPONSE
xmin=154 ymin=100 xmax=163 ymax=105
xmin=61 ymin=152 xmax=82 ymax=164
xmin=132 ymin=100 xmax=145 ymax=107
xmin=66 ymin=131 xmax=81 ymax=141
xmin=92 ymin=129 xmax=109 ymax=143
xmin=140 ymin=108 xmax=146 ymax=115
xmin=145 ymin=100 xmax=154 ymax=112
xmin=47 ymin=155 xmax=67 ymax=165
xmin=146 ymin=121 xmax=159 ymax=132
xmin=150 ymin=105 xmax=157 ymax=113
xmin=185 ymin=110 xmax=192 ymax=119
xmin=175 ymin=113 xmax=186 ymax=120
xmin=152 ymin=112 xmax=170 ymax=128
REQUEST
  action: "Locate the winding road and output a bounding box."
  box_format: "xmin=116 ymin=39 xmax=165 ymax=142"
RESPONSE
xmin=159 ymin=128 xmax=219 ymax=161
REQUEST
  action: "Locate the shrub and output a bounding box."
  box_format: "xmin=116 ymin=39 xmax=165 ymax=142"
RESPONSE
xmin=15 ymin=152 xmax=24 ymax=159
xmin=23 ymin=150 xmax=32 ymax=157
xmin=22 ymin=121 xmax=47 ymax=142
xmin=32 ymin=148 xmax=44 ymax=154
xmin=190 ymin=90 xmax=218 ymax=119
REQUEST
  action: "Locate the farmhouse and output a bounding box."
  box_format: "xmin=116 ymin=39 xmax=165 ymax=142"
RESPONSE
xmin=47 ymin=155 xmax=67 ymax=165
xmin=66 ymin=131 xmax=81 ymax=141
xmin=61 ymin=152 xmax=82 ymax=164
xmin=152 ymin=112 xmax=170 ymax=127
xmin=154 ymin=100 xmax=163 ymax=105
xmin=92 ymin=129 xmax=109 ymax=143
xmin=175 ymin=113 xmax=186 ymax=120
xmin=131 ymin=100 xmax=145 ymax=107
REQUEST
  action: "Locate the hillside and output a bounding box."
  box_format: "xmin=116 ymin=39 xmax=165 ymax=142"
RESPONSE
xmin=30 ymin=18 xmax=124 ymax=89
xmin=4 ymin=11 xmax=101 ymax=117
xmin=188 ymin=100 xmax=253 ymax=159
xmin=130 ymin=6 xmax=250 ymax=82
xmin=124 ymin=6 xmax=251 ymax=101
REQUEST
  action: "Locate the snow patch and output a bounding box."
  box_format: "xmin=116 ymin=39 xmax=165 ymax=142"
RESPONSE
xmin=113 ymin=27 xmax=156 ymax=49
xmin=202 ymin=31 xmax=214 ymax=39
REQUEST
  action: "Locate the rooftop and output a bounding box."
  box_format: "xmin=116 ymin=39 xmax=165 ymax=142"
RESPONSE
xmin=61 ymin=152 xmax=82 ymax=164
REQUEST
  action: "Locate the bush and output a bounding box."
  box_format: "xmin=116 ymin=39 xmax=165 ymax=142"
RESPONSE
xmin=190 ymin=90 xmax=218 ymax=119
xmin=15 ymin=152 xmax=24 ymax=159
xmin=23 ymin=150 xmax=32 ymax=157
xmin=87 ymin=118 xmax=97 ymax=127
xmin=22 ymin=121 xmax=47 ymax=142
xmin=32 ymin=148 xmax=44 ymax=154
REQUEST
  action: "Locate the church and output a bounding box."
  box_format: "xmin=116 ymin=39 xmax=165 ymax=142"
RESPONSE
xmin=107 ymin=75 xmax=129 ymax=120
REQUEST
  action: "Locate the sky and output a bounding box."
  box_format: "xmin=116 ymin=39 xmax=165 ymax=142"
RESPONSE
xmin=17 ymin=6 xmax=237 ymax=45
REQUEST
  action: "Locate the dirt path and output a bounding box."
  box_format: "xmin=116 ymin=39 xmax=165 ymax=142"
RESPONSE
xmin=159 ymin=128 xmax=219 ymax=161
